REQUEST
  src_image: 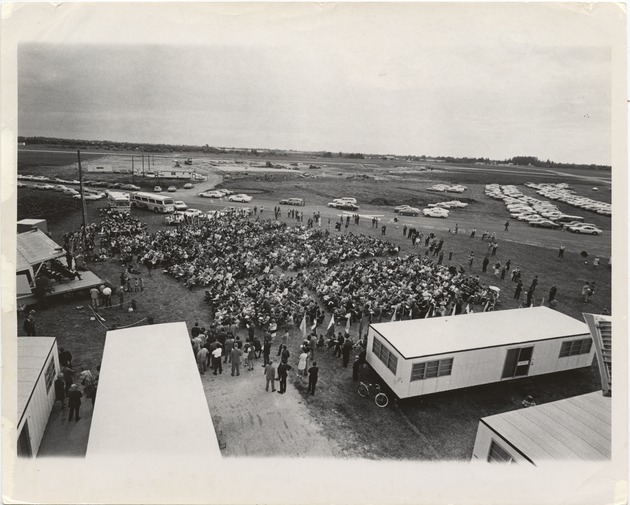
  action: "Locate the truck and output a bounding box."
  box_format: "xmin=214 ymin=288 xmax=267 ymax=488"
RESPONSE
xmin=107 ymin=191 xmax=131 ymax=212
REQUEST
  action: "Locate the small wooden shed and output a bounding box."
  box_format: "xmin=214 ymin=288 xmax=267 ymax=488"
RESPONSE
xmin=367 ymin=307 xmax=593 ymax=400
xmin=471 ymin=391 xmax=611 ymax=464
xmin=18 ymin=337 xmax=59 ymax=457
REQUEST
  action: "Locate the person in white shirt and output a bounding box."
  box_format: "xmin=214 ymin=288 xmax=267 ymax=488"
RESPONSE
xmin=211 ymin=345 xmax=223 ymax=375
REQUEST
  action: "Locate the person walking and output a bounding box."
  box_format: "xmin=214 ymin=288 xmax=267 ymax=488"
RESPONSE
xmin=276 ymin=361 xmax=292 ymax=394
xmin=231 ymin=345 xmax=242 ymax=376
xmin=67 ymin=384 xmax=82 ymax=422
xmin=264 ymin=360 xmax=276 ymax=392
xmin=470 ymin=228 xmax=476 ymax=238
xmin=102 ymin=286 xmax=112 ymax=308
xmin=246 ymin=343 xmax=255 ymax=371
xmin=307 ymin=362 xmax=319 ymax=396
xmin=482 ymin=256 xmax=489 ymax=273
xmin=504 ymin=221 xmax=510 ymax=232
xmin=558 ymin=243 xmax=565 ymax=259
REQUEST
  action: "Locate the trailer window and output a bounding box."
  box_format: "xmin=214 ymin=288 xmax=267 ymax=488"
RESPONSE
xmin=559 ymin=338 xmax=592 ymax=358
xmin=372 ymin=337 xmax=398 ymax=374
xmin=488 ymin=440 xmax=516 ymax=463
xmin=44 ymin=358 xmax=56 ymax=393
xmin=411 ymin=358 xmax=453 ymax=381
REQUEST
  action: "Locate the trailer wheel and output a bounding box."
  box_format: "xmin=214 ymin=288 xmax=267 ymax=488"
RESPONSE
xmin=153 ymin=207 xmax=159 ymax=213
xmin=375 ymin=393 xmax=389 ymax=408
xmin=358 ymin=384 xmax=369 ymax=398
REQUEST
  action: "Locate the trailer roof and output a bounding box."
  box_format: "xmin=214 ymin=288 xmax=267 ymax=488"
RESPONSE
xmin=371 ymin=307 xmax=589 ymax=359
xmin=18 ymin=337 xmax=56 ymax=420
xmin=16 ymin=229 xmax=64 ymax=267
xmin=481 ymin=391 xmax=611 ymax=462
xmin=86 ymin=322 xmax=221 ymax=458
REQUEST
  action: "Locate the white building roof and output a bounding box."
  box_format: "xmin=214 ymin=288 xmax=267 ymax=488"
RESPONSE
xmin=370 ymin=307 xmax=589 ymax=359
xmin=86 ymin=322 xmax=221 ymax=458
xmin=18 ymin=337 xmax=57 ymax=420
xmin=482 ymin=391 xmax=611 ymax=462
xmin=16 ymin=229 xmax=64 ymax=267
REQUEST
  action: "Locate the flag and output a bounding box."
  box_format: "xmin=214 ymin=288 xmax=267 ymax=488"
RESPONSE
xmin=345 ymin=313 xmax=351 ymax=334
xmin=391 ymin=305 xmax=398 ymax=322
xmin=540 ymin=297 xmax=545 ymax=306
xmin=465 ymin=304 xmax=471 ymax=314
xmin=424 ymin=305 xmax=433 ymax=318
xmin=451 ymin=304 xmax=457 ymax=316
xmin=300 ymin=314 xmax=307 ymax=339
xmin=311 ymin=320 xmax=317 ymax=331
xmin=326 ymin=314 xmax=335 ymax=337
xmin=483 ymin=300 xmax=490 ymax=312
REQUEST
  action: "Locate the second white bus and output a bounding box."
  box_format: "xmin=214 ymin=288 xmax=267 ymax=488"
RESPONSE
xmin=131 ymin=192 xmax=176 ymax=213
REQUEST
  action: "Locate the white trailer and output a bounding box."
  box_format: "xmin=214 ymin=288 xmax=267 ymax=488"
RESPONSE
xmin=366 ymin=306 xmax=593 ymax=400
xmin=17 ymin=337 xmax=59 ymax=457
xmin=471 ymin=391 xmax=611 ymax=464
xmin=86 ymin=322 xmax=221 ymax=458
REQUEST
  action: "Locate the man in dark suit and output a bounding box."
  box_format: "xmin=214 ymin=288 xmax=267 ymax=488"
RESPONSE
xmin=276 ymin=361 xmax=292 ymax=394
xmin=308 ymin=362 xmax=319 ymax=396
xmin=67 ymin=384 xmax=82 ymax=422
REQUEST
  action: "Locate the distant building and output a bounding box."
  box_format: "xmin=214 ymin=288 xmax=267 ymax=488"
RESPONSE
xmin=86 ymin=164 xmax=114 ymax=173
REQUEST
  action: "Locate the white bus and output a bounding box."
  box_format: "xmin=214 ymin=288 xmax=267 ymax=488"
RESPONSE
xmin=107 ymin=191 xmax=131 ymax=212
xmin=131 ymin=192 xmax=175 ymax=213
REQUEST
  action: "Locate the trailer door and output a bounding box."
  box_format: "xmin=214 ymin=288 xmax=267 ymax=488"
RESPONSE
xmin=501 ymin=346 xmax=534 ymax=379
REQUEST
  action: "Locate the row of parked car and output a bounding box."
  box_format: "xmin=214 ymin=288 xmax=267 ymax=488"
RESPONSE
xmin=427 ymin=184 xmax=467 ymax=193
xmin=393 ymin=199 xmax=468 ymax=218
xmin=525 ymin=182 xmax=612 ymax=216
xmin=485 ymin=184 xmax=603 ymax=235
xmin=327 ymin=198 xmax=359 ymax=211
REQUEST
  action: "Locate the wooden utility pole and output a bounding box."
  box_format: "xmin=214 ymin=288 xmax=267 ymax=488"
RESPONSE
xmin=131 ymin=155 xmax=135 ymax=183
xmin=77 ymin=150 xmax=88 ymax=253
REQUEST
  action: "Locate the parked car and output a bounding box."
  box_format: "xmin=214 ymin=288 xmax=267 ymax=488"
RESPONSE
xmin=337 ymin=197 xmax=357 ymax=204
xmin=529 ymin=220 xmax=561 ymax=229
xmin=121 ymin=184 xmax=141 ymax=191
xmin=173 ymin=200 xmax=188 ymax=211
xmin=154 ymin=186 xmax=163 ymax=192
xmin=183 ymin=208 xmax=203 ymax=217
xmin=394 ymin=205 xmax=415 ymax=213
xmin=17 ymin=182 xmax=27 ymax=188
xmin=53 ymin=185 xmax=69 ymax=192
xmin=63 ymin=188 xmax=80 ymax=195
xmin=398 ymin=207 xmax=422 ymax=216
xmin=422 ymin=208 xmax=449 ymax=218
xmin=183 ymin=183 xmax=194 ymax=189
xmin=327 ymin=201 xmax=359 ymax=211
xmin=73 ymin=193 xmax=101 ymax=201
xmin=199 ymin=190 xmax=224 ymax=198
xmin=228 ymin=194 xmax=253 ymax=203
xmin=35 ymin=183 xmax=55 ymax=190
xmin=167 ymin=186 xmax=177 ymax=192
xmin=279 ymin=197 xmax=305 ymax=206
xmin=567 ymin=225 xmax=603 ymax=235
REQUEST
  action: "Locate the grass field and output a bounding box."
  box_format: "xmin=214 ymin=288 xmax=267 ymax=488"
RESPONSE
xmin=14 ymin=148 xmax=612 ymax=460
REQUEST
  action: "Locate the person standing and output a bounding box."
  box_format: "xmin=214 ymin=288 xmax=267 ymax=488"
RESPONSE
xmin=211 ymin=344 xmax=223 ymax=375
xmin=593 ymin=257 xmax=600 ymax=269
xmin=59 ymin=347 xmax=73 ymax=368
xmin=231 ymin=345 xmax=242 ymax=377
xmin=247 ymin=343 xmax=255 ymax=371
xmin=468 ymin=252 xmax=474 ymax=269
xmin=334 ymin=332 xmax=344 ymax=358
xmin=307 ymin=362 xmax=319 ymax=396
xmin=277 ymin=330 xmax=289 ymax=356
xmin=549 ymin=285 xmax=557 ymax=304
xmin=262 ymin=338 xmax=272 ymax=366
xmin=342 ymin=338 xmax=353 ymax=368
xmin=264 ymin=360 xmax=276 ymax=392
xmin=297 ymin=349 xmax=309 ymax=379
xmin=54 ymin=373 xmax=66 ymax=410
xmin=514 ymin=280 xmax=523 ymax=300
xmin=280 ymin=345 xmax=290 ymax=364
xmin=197 ymin=346 xmax=209 ymax=375
xmin=276 ymin=361 xmax=292 ymax=394
xmin=224 ymin=335 xmax=234 ymax=364
xmin=470 ymin=228 xmax=476 ymax=238
xmin=102 ymin=285 xmax=112 ymax=308
xmin=558 ymin=243 xmax=566 ymax=259
xmin=67 ymin=384 xmax=82 ymax=422
xmin=90 ymin=287 xmax=100 ymax=308
xmin=23 ymin=310 xmax=36 ymax=336
xmin=117 ymin=286 xmax=125 ymax=310
xmin=530 ymin=275 xmax=538 ymax=293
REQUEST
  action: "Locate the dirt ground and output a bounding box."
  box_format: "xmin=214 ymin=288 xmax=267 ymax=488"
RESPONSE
xmin=15 ymin=149 xmax=611 ymax=460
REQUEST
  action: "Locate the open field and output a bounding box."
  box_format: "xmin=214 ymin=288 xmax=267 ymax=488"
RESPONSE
xmin=15 ymin=148 xmax=612 ymax=460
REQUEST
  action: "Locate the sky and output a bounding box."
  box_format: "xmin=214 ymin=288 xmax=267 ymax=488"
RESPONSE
xmin=15 ymin=3 xmax=618 ymax=165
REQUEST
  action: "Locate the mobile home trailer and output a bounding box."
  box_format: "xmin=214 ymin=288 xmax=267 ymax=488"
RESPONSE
xmin=471 ymin=391 xmax=611 ymax=464
xmin=86 ymin=322 xmax=221 ymax=458
xmin=367 ymin=307 xmax=593 ymax=400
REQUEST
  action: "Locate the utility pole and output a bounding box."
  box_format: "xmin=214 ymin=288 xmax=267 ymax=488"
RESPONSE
xmin=77 ymin=150 xmax=88 ymax=254
xmin=131 ymin=156 xmax=135 ymax=183
xmin=142 ymin=154 xmax=145 ymax=176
